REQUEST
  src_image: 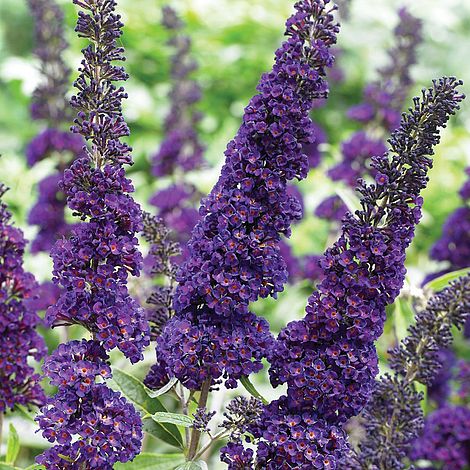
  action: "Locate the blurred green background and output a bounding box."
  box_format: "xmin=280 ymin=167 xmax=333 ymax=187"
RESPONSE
xmin=0 ymin=0 xmax=469 ymax=467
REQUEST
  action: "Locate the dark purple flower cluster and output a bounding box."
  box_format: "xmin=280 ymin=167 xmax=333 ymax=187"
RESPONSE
xmin=245 ymin=79 xmax=465 ymax=467
xmin=350 ymin=274 xmax=469 ymax=469
xmin=0 ymin=184 xmax=46 ymax=412
xmin=150 ymin=183 xmax=200 ymax=253
xmin=37 ymin=1 xmax=147 ymax=467
xmin=37 ymin=354 xmax=142 ymax=469
xmin=409 ymin=406 xmax=470 ymax=470
xmin=28 ymin=0 xmax=71 ymax=123
xmin=316 ymin=7 xmax=422 ymax=223
xmin=428 ymin=348 xmax=456 ymax=407
xmin=27 ymin=0 xmax=85 ymax=254
xmin=222 ymin=397 xmax=347 ymax=470
xmin=156 ymin=306 xmax=272 ymax=390
xmin=46 ymin=160 xmax=149 ymax=362
xmin=154 ymin=0 xmax=339 ymax=392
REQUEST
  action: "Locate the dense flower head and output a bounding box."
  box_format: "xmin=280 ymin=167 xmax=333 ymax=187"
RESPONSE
xmin=235 ymin=397 xmax=349 ymax=470
xmin=155 ymin=0 xmax=339 ymax=390
xmin=42 ymin=340 xmax=111 ymax=394
xmin=46 ymin=160 xmax=149 ymax=362
xmin=36 ymin=383 xmax=143 ymax=469
xmin=269 ymin=78 xmax=464 ymax=428
xmin=409 ymin=406 xmax=470 ymax=470
xmin=28 ymin=0 xmax=72 ymax=123
xmin=27 ymin=1 xmax=85 ymax=254
xmin=0 ymin=184 xmax=46 ymax=412
xmin=156 ymin=307 xmax=272 ymax=389
xmin=316 ymin=8 xmax=422 ymax=222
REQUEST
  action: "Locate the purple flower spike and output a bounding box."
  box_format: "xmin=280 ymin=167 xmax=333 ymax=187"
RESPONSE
xmin=247 ymin=79 xmax=465 ymax=468
xmin=37 ymin=1 xmax=148 ymax=467
xmin=0 ymin=184 xmax=46 ymax=413
xmin=153 ymin=0 xmax=339 ymax=392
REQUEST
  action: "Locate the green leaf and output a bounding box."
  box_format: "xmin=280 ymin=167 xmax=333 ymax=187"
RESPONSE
xmin=14 ymin=404 xmax=36 ymax=423
xmin=425 ymin=267 xmax=470 ymax=291
xmin=112 ymin=368 xmax=183 ymax=448
xmin=112 ymin=368 xmax=167 ymax=414
xmin=240 ymin=376 xmax=268 ymax=405
xmin=114 ymin=453 xmax=186 ymax=470
xmin=147 ymin=377 xmax=178 ymax=398
xmin=142 ymin=418 xmax=183 ymax=449
xmin=394 ymin=297 xmax=414 ymax=342
xmin=175 ymin=462 xmax=208 ymax=470
xmin=149 ymin=412 xmax=193 ymax=428
xmin=0 ymin=465 xmax=16 ymax=470
xmin=5 ymin=423 xmax=20 ymax=465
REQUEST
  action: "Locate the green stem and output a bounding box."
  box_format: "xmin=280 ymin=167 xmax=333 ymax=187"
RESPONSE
xmin=0 ymin=412 xmax=3 ymax=451
xmin=187 ymin=379 xmax=211 ymax=460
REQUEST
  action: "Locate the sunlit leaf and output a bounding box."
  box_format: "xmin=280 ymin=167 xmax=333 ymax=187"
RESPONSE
xmin=114 ymin=453 xmax=186 ymax=470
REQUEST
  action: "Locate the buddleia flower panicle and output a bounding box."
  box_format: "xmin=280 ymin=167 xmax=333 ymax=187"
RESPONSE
xmin=0 ymin=184 xmax=46 ymax=413
xmin=27 ymin=0 xmax=85 ymax=255
xmin=36 ymin=1 xmax=148 ymax=468
xmin=233 ymin=78 xmax=464 ymax=469
xmin=149 ymin=0 xmax=339 ymax=394
xmin=349 ymin=274 xmax=470 ymax=469
xmin=315 ymin=7 xmax=422 ymax=223
xmin=45 ymin=0 xmax=150 ymax=362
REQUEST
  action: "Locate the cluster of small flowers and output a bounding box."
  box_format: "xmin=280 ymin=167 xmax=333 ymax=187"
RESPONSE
xmin=315 ymin=7 xmax=422 ymax=223
xmin=150 ymin=6 xmax=205 ymax=252
xmin=409 ymin=406 xmax=470 ymax=470
xmin=0 ymin=184 xmax=46 ymax=412
xmin=36 ymin=1 xmax=148 ymax=467
xmin=238 ymin=79 xmax=465 ymax=468
xmin=46 ymin=160 xmax=149 ymax=361
xmin=37 ymin=345 xmax=142 ymax=469
xmin=222 ymin=397 xmax=347 ymax=470
xmin=350 ymin=274 xmax=469 ymax=469
xmin=152 ymin=0 xmax=340 ymax=392
xmin=27 ymin=0 xmax=85 ymax=254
